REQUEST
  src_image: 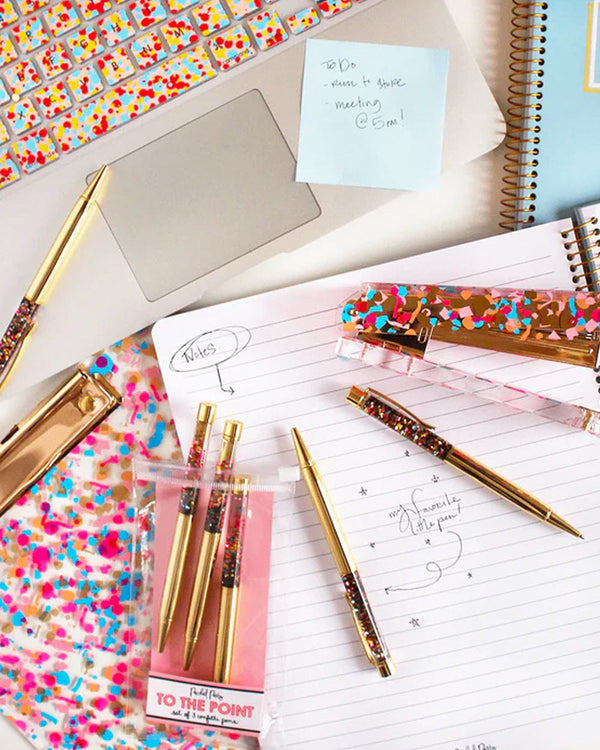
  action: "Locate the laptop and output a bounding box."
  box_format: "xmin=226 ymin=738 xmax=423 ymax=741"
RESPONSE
xmin=0 ymin=0 xmax=504 ymax=396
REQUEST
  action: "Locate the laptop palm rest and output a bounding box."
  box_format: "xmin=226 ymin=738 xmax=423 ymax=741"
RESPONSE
xmin=94 ymin=89 xmax=321 ymax=302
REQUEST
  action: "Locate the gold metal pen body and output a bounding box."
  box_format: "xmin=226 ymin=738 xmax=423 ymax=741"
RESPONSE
xmin=157 ymin=402 xmax=216 ymax=653
xmin=445 ymin=447 xmax=581 ymax=537
xmin=184 ymin=420 xmax=243 ymax=671
xmin=213 ymin=475 xmax=250 ymax=683
xmin=291 ymin=428 xmax=395 ymax=678
xmin=0 ymin=166 xmax=108 ymax=389
xmin=26 ymin=165 xmax=108 ymax=304
xmin=346 ymin=386 xmax=582 ymax=538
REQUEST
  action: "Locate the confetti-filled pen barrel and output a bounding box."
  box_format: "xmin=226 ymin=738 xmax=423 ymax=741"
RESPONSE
xmin=184 ymin=419 xmax=243 ymax=671
xmin=342 ymin=571 xmax=393 ymax=674
xmin=291 ymin=427 xmax=395 ymax=678
xmin=157 ymin=402 xmax=217 ymax=653
xmin=346 ymin=385 xmax=582 ymax=539
xmin=214 ymin=474 xmax=250 ymax=683
xmin=220 ymin=475 xmax=250 ymax=590
xmin=0 ymin=298 xmax=39 ymax=384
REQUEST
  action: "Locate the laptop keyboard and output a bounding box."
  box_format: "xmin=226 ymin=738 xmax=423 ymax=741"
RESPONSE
xmin=0 ymin=0 xmax=369 ymax=190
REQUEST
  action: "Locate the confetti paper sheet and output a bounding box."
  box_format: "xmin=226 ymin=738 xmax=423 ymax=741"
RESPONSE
xmin=0 ymin=329 xmax=252 ymax=750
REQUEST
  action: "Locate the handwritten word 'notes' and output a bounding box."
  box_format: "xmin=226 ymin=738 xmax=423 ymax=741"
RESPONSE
xmin=296 ymin=39 xmax=449 ymax=191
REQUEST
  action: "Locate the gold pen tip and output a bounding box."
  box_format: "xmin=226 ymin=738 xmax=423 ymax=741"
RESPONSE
xmin=157 ymin=627 xmax=169 ymax=653
xmin=290 ymin=427 xmax=313 ymax=469
xmin=83 ymin=164 xmax=109 ymax=202
xmin=196 ymin=401 xmax=217 ymax=425
xmin=377 ymin=658 xmax=395 ymax=678
xmin=183 ymin=643 xmax=195 ymax=671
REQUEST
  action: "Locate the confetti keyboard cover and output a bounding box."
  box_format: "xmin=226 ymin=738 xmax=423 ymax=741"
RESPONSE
xmin=0 ymin=330 xmax=255 ymax=749
xmin=0 ymin=0 xmax=369 ymax=189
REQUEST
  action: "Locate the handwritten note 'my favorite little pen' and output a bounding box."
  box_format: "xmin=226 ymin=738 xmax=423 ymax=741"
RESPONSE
xmin=296 ymin=39 xmax=449 ymax=191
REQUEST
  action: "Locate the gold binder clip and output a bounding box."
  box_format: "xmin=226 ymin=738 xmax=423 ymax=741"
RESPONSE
xmin=0 ymin=367 xmax=122 ymax=516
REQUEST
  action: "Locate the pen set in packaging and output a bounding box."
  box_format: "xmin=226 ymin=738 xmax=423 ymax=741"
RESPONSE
xmin=339 ymin=284 xmax=600 ymax=437
xmin=133 ymin=406 xmax=294 ymax=740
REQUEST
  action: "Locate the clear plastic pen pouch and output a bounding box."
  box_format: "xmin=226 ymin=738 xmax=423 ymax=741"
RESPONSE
xmin=131 ymin=459 xmax=295 ymax=749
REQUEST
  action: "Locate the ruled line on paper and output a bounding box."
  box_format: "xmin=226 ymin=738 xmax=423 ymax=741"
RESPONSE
xmin=282 ymin=657 xmax=600 ymax=720
xmin=265 ymin=440 xmax=595 ymax=541
xmin=272 ymin=601 xmax=600 ymax=671
xmin=195 ymin=389 xmax=576 ymax=463
xmin=268 ymin=515 xmax=600 ymax=597
xmin=296 ymin=688 xmax=600 ymax=750
xmin=268 ymin=578 xmax=600 ymax=663
xmin=269 ymin=553 xmax=600 ymax=636
xmin=282 ymin=641 xmax=600 ymax=719
xmin=277 ymin=650 xmax=600 ymax=704
xmin=268 ymin=455 xmax=598 ymax=543
xmin=280 ymin=453 xmax=597 ymax=526
xmin=288 ymin=659 xmax=600 ymax=728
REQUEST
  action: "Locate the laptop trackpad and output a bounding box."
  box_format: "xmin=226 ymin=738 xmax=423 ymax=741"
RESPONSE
xmin=95 ymin=89 xmax=321 ymax=302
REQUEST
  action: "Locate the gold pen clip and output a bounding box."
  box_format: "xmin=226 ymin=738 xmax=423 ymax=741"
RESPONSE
xmin=0 ymin=367 xmax=122 ymax=516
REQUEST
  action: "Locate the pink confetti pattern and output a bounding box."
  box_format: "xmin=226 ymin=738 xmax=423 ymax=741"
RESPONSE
xmin=0 ymin=329 xmax=249 ymax=749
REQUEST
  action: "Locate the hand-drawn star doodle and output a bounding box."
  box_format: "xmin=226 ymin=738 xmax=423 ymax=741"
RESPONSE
xmin=409 ymin=618 xmax=421 ymax=628
xmin=359 ymin=487 xmax=368 ymax=496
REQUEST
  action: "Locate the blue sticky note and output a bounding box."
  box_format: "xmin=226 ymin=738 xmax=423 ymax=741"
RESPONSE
xmin=296 ymin=39 xmax=449 ymax=191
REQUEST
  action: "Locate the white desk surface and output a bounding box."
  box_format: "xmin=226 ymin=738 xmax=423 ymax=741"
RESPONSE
xmin=0 ymin=0 xmax=512 ymax=746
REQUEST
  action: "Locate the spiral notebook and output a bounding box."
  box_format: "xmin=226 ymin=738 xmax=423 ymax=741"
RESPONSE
xmin=501 ymin=0 xmax=600 ymax=230
xmin=152 ymin=203 xmax=600 ymax=749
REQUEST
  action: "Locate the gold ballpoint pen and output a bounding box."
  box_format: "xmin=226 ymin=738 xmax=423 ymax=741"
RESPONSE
xmin=184 ymin=419 xmax=243 ymax=671
xmin=291 ymin=428 xmax=395 ymax=678
xmin=346 ymin=386 xmax=583 ymax=538
xmin=213 ymin=474 xmax=250 ymax=683
xmin=0 ymin=165 xmax=109 ymax=389
xmin=157 ymin=401 xmax=217 ymax=653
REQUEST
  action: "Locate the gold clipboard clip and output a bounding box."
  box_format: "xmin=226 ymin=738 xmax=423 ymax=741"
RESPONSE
xmin=0 ymin=367 xmax=122 ymax=516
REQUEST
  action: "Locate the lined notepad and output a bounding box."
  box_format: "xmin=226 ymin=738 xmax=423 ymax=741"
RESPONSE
xmin=152 ymin=209 xmax=600 ymax=749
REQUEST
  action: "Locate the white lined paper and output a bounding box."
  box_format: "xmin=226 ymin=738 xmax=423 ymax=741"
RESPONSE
xmin=152 ymin=207 xmax=600 ymax=750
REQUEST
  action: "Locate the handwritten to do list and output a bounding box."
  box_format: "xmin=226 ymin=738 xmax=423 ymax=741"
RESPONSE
xmin=296 ymin=39 xmax=449 ymax=191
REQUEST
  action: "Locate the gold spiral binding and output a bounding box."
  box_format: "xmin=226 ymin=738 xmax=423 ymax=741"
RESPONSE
xmin=561 ymin=217 xmax=600 ymax=291
xmin=500 ymin=1 xmax=548 ymax=231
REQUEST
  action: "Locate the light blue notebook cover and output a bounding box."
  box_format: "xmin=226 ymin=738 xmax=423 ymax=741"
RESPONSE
xmin=516 ymin=0 xmax=600 ymax=225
